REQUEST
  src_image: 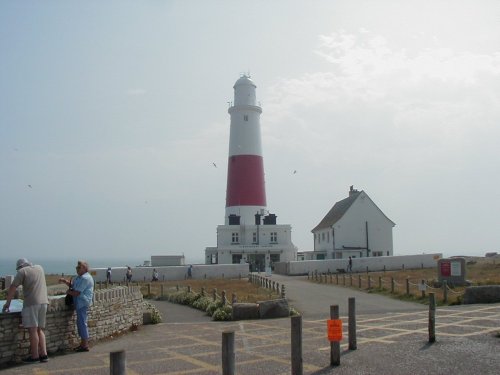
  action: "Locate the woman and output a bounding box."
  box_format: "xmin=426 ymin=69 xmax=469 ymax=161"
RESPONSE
xmin=59 ymin=260 xmax=94 ymax=352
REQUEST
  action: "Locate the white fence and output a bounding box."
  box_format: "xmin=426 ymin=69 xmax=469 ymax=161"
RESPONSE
xmin=273 ymin=254 xmax=442 ymax=275
xmin=91 ymin=263 xmax=250 ymax=283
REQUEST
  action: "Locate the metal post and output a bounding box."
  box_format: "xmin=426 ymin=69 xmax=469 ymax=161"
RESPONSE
xmin=348 ymin=297 xmax=357 ymax=350
xmin=291 ymin=315 xmax=303 ymax=375
xmin=429 ymin=292 xmax=436 ymax=343
xmin=110 ymin=350 xmax=126 ymax=375
xmin=368 ymin=276 xmax=371 ymax=289
xmin=421 ymin=279 xmax=426 ymax=298
xmin=222 ymin=331 xmax=235 ymax=375
xmin=330 ymin=305 xmax=340 ymax=366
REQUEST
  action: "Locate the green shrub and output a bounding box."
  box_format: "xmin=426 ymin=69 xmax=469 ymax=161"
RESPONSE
xmin=212 ymin=305 xmax=232 ymax=321
xmin=143 ymin=301 xmax=162 ymax=324
xmin=289 ymin=307 xmax=300 ymax=316
xmin=206 ymin=300 xmax=224 ymax=316
xmin=192 ymin=296 xmax=212 ymax=311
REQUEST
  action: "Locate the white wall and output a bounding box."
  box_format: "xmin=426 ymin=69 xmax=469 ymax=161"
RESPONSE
xmin=334 ymin=192 xmax=394 ymax=256
xmin=90 ymin=264 xmax=250 ymax=283
xmin=273 ymin=254 xmax=441 ymax=275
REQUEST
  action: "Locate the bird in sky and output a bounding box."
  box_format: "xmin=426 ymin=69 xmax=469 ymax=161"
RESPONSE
xmin=293 ymin=170 xmax=297 ymax=174
xmin=28 ymin=185 xmax=32 ymax=188
xmin=213 ymin=162 xmax=217 ymax=168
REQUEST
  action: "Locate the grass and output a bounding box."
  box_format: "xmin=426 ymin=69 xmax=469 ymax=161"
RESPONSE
xmin=102 ymin=278 xmax=282 ymax=304
xmin=308 ymin=257 xmax=500 ymax=305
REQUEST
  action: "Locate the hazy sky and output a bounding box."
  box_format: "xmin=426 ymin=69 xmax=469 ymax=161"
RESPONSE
xmin=1 ymin=0 xmax=499 ymax=263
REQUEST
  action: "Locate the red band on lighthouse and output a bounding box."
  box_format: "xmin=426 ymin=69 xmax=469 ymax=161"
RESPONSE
xmin=226 ymin=154 xmax=266 ymax=207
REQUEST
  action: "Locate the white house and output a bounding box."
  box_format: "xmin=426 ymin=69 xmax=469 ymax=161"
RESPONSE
xmin=306 ymin=186 xmax=395 ymax=260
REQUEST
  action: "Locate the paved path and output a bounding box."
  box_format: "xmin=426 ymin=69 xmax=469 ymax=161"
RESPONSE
xmin=1 ymin=275 xmax=499 ymax=374
xmin=270 ymin=274 xmax=426 ymax=318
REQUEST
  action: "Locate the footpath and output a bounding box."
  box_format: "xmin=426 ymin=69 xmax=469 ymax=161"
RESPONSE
xmin=1 ymin=275 xmax=499 ymax=374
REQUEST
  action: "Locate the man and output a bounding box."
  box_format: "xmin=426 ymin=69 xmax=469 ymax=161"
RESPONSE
xmin=59 ymin=260 xmax=94 ymax=351
xmin=2 ymin=258 xmax=49 ymax=363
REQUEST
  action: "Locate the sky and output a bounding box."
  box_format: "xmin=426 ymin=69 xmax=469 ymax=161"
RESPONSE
xmin=1 ymin=0 xmax=500 ymax=264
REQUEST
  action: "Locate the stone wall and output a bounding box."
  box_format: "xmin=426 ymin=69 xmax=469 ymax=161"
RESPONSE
xmin=0 ymin=285 xmax=143 ymax=366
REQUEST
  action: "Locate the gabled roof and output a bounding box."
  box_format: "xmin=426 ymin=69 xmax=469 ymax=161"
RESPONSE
xmin=312 ymin=189 xmax=396 ymax=233
xmin=311 ymin=191 xmax=362 ymax=232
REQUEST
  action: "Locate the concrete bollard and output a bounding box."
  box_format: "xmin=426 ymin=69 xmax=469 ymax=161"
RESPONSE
xmin=429 ymin=292 xmax=436 ymax=343
xmin=406 ymin=278 xmax=410 ymax=296
xmin=421 ymin=280 xmax=426 ymax=298
xmin=213 ymin=288 xmax=217 ymax=301
xmin=348 ymin=297 xmax=357 ymax=350
xmin=188 ymin=285 xmax=192 ymax=293
xmin=222 ymin=331 xmax=235 ymax=375
xmin=391 ymin=277 xmax=395 ymax=293
xmin=281 ymin=285 xmax=286 ymax=299
xmin=368 ymin=276 xmax=371 ymax=289
xmin=330 ymin=305 xmax=340 ymax=366
xmin=291 ymin=315 xmax=303 ymax=375
xmin=110 ymin=350 xmax=126 ymax=375
xmin=378 ymin=276 xmax=382 ymax=290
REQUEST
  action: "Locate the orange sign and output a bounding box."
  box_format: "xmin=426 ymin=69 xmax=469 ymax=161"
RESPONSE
xmin=327 ymin=319 xmax=343 ymax=342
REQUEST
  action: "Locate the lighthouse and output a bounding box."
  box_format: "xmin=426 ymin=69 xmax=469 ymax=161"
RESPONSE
xmin=225 ymin=75 xmax=266 ymax=225
xmin=205 ymin=75 xmax=297 ymax=269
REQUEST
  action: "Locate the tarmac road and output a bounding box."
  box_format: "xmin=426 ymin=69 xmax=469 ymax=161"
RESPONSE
xmin=270 ymin=273 xmax=426 ymax=318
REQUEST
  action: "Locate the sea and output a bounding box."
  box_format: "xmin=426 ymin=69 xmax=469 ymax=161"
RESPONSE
xmin=0 ymin=257 xmax=146 ymax=277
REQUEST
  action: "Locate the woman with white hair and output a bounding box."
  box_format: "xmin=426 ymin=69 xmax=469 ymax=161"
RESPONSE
xmin=59 ymin=260 xmax=94 ymax=352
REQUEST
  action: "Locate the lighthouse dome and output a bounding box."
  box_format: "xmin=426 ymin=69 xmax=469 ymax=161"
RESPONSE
xmin=234 ymin=75 xmax=256 ymax=88
xmin=233 ymin=75 xmax=257 ymax=106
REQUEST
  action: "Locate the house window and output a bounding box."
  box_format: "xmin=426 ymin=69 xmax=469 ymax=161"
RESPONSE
xmin=270 ymin=232 xmax=277 ymax=243
xmin=244 ymin=115 xmax=248 ymax=121
xmin=322 ymin=233 xmax=325 ymax=241
xmin=231 ymin=232 xmax=239 ymax=243
xmin=373 ymin=251 xmax=383 ymax=257
xmin=253 ymin=232 xmax=257 ymax=243
xmin=327 ymin=232 xmax=330 ymax=243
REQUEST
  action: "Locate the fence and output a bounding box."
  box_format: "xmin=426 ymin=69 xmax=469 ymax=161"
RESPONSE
xmin=306 ymin=270 xmax=465 ymax=304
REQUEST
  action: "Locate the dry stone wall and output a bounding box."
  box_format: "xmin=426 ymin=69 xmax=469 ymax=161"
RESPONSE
xmin=0 ymin=285 xmax=143 ymax=365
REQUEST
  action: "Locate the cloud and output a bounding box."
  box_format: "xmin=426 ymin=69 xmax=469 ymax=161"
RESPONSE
xmin=263 ymin=29 xmax=500 ymax=168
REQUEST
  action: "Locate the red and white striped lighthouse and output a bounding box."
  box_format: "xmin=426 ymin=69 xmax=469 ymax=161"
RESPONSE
xmin=225 ymin=75 xmax=266 ymax=224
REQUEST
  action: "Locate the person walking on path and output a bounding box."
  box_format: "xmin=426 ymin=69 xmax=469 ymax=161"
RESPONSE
xmin=59 ymin=260 xmax=94 ymax=352
xmin=2 ymin=258 xmax=49 ymax=363
xmin=347 ymin=256 xmax=353 ymax=273
xmin=152 ymin=269 xmax=159 ymax=282
xmin=106 ymin=267 xmax=112 ymax=284
xmin=126 ymin=266 xmax=132 ymax=283
xmin=187 ymin=264 xmax=192 ymax=279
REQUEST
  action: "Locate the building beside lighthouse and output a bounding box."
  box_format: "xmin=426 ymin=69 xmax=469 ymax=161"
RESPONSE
xmin=205 ymin=75 xmax=297 ymax=270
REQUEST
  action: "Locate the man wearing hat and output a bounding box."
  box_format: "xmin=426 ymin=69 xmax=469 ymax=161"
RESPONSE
xmin=2 ymin=258 xmax=49 ymax=363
